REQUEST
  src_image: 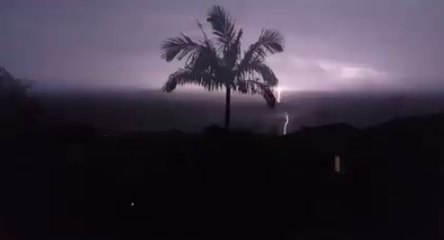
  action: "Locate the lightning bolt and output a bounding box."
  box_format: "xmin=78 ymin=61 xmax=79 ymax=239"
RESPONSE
xmin=276 ymin=87 xmax=282 ymax=103
xmin=283 ymin=112 xmax=289 ymax=135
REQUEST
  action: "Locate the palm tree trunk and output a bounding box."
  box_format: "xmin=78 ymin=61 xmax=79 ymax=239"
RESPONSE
xmin=224 ymin=86 xmax=231 ymax=130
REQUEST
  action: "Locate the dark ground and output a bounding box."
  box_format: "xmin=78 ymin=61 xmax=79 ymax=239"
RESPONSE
xmin=1 ymin=113 xmax=443 ymax=239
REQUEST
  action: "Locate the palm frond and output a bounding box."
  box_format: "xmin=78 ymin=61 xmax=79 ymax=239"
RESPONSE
xmin=161 ymin=34 xmax=201 ymax=62
xmin=237 ymin=59 xmax=278 ymax=87
xmin=238 ymin=29 xmax=284 ymax=70
xmin=196 ymin=20 xmax=218 ymax=52
xmin=236 ymin=80 xmax=276 ymax=108
xmin=257 ymin=29 xmax=284 ymax=54
xmin=196 ymin=20 xmax=210 ymax=43
xmin=233 ymin=29 xmax=243 ymax=56
xmin=260 ymin=64 xmax=279 ymax=86
xmin=224 ymin=28 xmax=243 ymax=69
xmin=162 ymin=68 xmax=222 ymax=92
xmin=207 ymin=5 xmax=237 ymax=47
xmin=188 ymin=45 xmax=221 ymax=72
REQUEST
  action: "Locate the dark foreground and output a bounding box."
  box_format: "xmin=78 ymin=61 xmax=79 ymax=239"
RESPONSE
xmin=1 ymin=114 xmax=443 ymax=239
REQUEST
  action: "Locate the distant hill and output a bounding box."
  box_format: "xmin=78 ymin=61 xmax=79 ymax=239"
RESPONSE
xmin=31 ymin=89 xmax=444 ymax=133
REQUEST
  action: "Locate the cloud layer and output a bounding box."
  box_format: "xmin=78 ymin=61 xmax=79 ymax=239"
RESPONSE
xmin=1 ymin=0 xmax=443 ymax=91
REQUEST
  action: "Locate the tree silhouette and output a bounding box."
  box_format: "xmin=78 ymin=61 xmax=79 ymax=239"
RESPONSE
xmin=161 ymin=5 xmax=284 ymax=129
xmin=0 ymin=66 xmax=40 ymax=135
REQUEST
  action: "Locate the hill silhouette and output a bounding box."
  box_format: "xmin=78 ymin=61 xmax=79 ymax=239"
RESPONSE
xmin=1 ymin=112 xmax=443 ymax=239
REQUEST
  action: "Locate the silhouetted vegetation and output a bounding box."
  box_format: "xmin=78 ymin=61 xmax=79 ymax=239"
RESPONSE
xmin=161 ymin=5 xmax=283 ymax=129
xmin=0 ymin=66 xmax=41 ymax=137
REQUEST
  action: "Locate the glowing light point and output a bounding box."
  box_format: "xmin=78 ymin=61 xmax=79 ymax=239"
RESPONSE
xmin=276 ymin=87 xmax=282 ymax=103
xmin=130 ymin=202 xmax=135 ymax=207
xmin=334 ymin=155 xmax=341 ymax=173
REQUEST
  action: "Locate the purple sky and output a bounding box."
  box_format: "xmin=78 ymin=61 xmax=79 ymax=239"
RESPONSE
xmin=1 ymin=0 xmax=444 ymax=91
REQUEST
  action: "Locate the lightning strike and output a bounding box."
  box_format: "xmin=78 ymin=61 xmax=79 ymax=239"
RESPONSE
xmin=283 ymin=112 xmax=289 ymax=135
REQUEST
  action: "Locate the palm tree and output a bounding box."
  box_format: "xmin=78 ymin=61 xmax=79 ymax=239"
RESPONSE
xmin=161 ymin=5 xmax=284 ymax=129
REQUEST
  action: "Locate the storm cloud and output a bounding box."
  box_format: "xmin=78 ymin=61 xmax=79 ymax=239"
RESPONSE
xmin=1 ymin=0 xmax=443 ymax=91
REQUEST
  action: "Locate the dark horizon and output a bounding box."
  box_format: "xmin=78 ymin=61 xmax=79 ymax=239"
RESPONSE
xmin=32 ymin=87 xmax=444 ymax=134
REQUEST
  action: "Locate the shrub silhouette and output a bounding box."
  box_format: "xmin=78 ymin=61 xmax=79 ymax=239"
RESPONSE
xmin=0 ymin=66 xmax=41 ymax=136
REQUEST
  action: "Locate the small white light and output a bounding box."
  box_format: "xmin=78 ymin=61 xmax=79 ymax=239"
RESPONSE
xmin=334 ymin=155 xmax=341 ymax=173
xmin=276 ymin=87 xmax=282 ymax=103
xmin=130 ymin=202 xmax=135 ymax=207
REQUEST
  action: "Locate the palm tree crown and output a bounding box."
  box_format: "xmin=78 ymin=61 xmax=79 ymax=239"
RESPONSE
xmin=161 ymin=5 xmax=284 ymax=129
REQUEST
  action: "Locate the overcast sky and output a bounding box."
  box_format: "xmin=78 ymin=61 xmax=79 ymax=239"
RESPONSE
xmin=1 ymin=0 xmax=444 ymax=91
